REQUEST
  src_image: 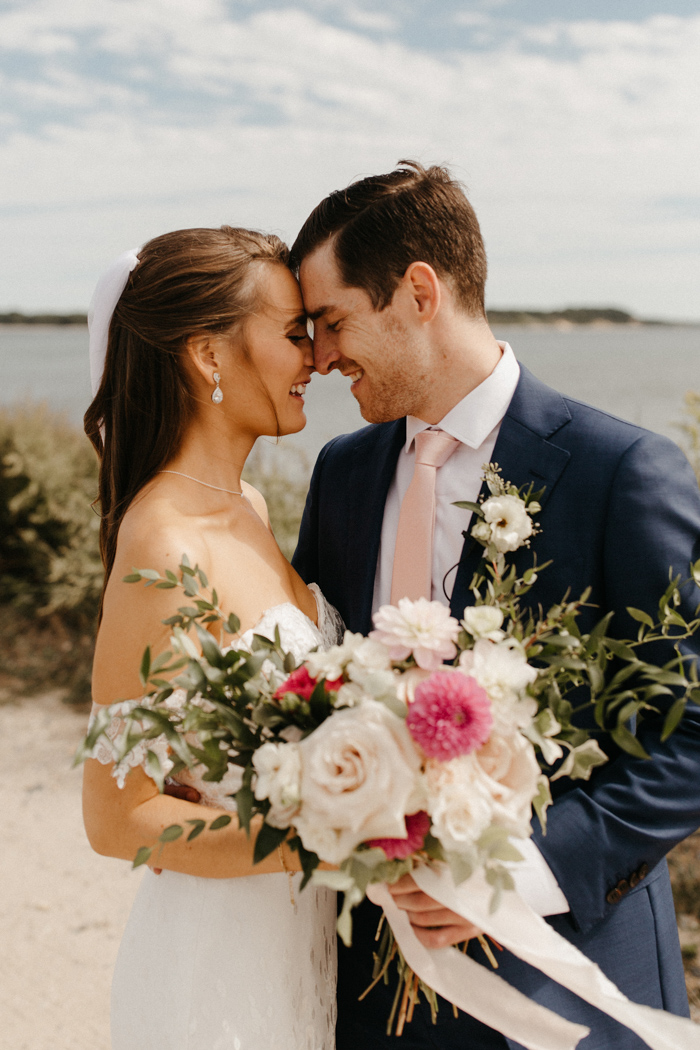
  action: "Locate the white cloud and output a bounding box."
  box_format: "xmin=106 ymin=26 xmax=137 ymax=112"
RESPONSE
xmin=0 ymin=1 xmax=698 ymax=317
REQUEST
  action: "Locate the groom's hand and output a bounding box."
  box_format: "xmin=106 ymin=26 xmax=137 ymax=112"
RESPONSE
xmin=387 ymin=874 xmax=482 ymax=949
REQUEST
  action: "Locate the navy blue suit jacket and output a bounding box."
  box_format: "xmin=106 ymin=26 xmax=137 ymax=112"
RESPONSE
xmin=293 ymin=366 xmax=700 ymax=1049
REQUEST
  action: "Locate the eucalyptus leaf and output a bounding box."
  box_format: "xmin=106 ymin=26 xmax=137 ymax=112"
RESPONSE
xmin=159 ymin=824 xmax=184 ymax=844
xmin=132 ymin=846 xmax=153 ymax=869
xmin=210 ymin=814 xmax=233 ymax=832
xmin=253 ymin=821 xmax=287 ymax=864
xmin=662 ymin=698 xmax=687 ymax=741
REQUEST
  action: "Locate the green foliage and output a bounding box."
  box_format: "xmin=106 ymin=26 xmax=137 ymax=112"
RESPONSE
xmin=242 ymin=444 xmax=309 ymax=560
xmin=0 ymin=403 xmax=102 ymax=702
xmin=678 ymin=391 xmax=700 ymax=484
xmin=0 ymin=402 xmax=102 ymax=620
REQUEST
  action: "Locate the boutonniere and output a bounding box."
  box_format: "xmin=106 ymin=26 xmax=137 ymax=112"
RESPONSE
xmin=454 ymin=462 xmax=543 ymax=564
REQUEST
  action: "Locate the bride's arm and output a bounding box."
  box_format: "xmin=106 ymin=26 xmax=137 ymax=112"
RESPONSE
xmin=82 ymin=759 xmax=300 ymax=879
xmin=84 ymin=517 xmax=300 ymax=879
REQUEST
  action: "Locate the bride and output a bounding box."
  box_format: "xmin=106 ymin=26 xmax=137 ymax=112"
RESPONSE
xmin=82 ymin=226 xmax=342 ymax=1050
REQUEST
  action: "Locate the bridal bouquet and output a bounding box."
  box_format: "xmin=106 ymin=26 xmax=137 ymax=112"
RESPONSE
xmin=78 ymin=465 xmax=700 ymax=1047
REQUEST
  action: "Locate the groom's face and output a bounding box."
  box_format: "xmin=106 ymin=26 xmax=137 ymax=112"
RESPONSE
xmin=299 ymin=241 xmax=432 ymax=424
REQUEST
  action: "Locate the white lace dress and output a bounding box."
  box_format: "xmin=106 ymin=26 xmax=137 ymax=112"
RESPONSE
xmin=89 ymin=585 xmax=344 ymax=1050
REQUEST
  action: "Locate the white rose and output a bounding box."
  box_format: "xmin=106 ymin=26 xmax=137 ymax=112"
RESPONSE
xmin=481 ymin=494 xmax=533 ymax=553
xmin=459 ymin=638 xmax=538 ymax=728
xmin=252 ymin=742 xmax=302 ymax=828
xmin=473 ymin=727 xmax=540 ymax=837
xmin=424 ymin=755 xmax=493 ymax=854
xmin=293 ymin=700 xmax=421 ymax=864
xmin=462 ymin=605 xmax=505 ymax=641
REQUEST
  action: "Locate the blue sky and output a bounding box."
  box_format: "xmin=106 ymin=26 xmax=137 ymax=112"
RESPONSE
xmin=1 ymin=0 xmax=699 ymax=318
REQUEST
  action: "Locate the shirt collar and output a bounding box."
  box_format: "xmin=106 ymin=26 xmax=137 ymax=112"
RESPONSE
xmin=404 ymin=342 xmax=520 ymax=452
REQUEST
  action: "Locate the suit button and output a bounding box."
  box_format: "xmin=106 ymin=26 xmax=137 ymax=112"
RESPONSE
xmin=638 ymin=863 xmax=650 ymax=880
xmin=617 ymin=879 xmax=630 ymax=896
xmin=629 ymin=872 xmax=640 ymax=888
xmin=606 ymin=887 xmax=623 ymax=905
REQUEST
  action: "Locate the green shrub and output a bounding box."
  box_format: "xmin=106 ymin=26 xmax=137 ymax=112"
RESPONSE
xmin=678 ymin=391 xmax=700 ymax=484
xmin=0 ymin=403 xmax=102 ymax=621
xmin=243 ymin=443 xmax=310 ymax=560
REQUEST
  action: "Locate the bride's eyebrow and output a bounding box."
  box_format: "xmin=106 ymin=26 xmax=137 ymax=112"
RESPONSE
xmin=284 ymin=311 xmax=308 ymax=329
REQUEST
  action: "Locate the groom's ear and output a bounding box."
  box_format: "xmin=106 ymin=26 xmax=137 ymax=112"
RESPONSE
xmin=401 ymin=261 xmax=441 ymax=325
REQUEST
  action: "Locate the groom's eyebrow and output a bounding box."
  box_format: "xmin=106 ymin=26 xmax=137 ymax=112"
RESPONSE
xmin=306 ymin=306 xmax=331 ymax=321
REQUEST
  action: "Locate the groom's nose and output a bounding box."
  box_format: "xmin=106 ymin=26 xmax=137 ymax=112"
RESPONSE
xmin=311 ymin=330 xmax=341 ymax=375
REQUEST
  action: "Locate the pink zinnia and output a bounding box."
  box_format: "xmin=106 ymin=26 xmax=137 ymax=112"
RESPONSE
xmin=367 ymin=811 xmax=431 ymax=860
xmin=274 ymin=666 xmax=343 ymax=701
xmin=407 ymin=671 xmax=493 ymax=760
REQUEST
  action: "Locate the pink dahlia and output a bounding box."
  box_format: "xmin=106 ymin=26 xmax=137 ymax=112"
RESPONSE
xmin=274 ymin=666 xmax=343 ymax=701
xmin=407 ymin=671 xmax=493 ymax=760
xmin=367 ymin=811 xmax=431 ymax=860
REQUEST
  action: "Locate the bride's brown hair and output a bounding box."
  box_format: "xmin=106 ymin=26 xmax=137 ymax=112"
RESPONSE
xmin=84 ymin=226 xmax=289 ymax=616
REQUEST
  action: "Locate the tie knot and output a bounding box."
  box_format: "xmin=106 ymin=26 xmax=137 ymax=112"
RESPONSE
xmin=414 ymin=429 xmax=460 ymax=469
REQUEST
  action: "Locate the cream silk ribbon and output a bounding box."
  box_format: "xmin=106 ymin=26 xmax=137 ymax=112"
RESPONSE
xmin=367 ymin=864 xmax=700 ymax=1050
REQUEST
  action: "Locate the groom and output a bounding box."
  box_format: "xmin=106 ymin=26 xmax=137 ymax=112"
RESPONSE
xmin=290 ymin=161 xmax=700 ymax=1048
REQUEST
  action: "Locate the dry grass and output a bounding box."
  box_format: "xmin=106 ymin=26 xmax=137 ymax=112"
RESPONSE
xmin=669 ymin=831 xmax=700 ymax=1019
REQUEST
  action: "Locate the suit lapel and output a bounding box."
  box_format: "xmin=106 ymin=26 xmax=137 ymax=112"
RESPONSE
xmin=343 ymin=419 xmax=405 ymax=634
xmin=450 ymin=366 xmax=572 ymax=618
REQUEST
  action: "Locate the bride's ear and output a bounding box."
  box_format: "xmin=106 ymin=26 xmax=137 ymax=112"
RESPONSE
xmin=185 ymin=332 xmax=221 ymax=388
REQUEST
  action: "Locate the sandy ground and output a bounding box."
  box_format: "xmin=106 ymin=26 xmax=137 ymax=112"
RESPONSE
xmin=0 ymin=691 xmax=141 ymax=1050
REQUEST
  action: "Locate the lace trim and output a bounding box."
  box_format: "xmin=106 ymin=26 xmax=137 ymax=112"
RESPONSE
xmin=308 ymin=582 xmax=346 ymax=649
xmin=87 ymin=586 xmax=345 ymax=794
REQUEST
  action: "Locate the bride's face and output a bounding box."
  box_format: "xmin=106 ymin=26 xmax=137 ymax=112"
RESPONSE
xmin=230 ymin=265 xmax=314 ymax=438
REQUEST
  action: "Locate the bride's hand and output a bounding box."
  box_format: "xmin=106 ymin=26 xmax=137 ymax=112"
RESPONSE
xmin=387 ymin=873 xmax=482 ymax=949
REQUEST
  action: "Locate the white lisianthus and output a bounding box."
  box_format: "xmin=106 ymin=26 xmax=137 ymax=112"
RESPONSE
xmin=334 ymin=681 xmax=369 ymax=708
xmin=473 ymin=727 xmax=541 ymax=838
xmin=480 ymin=494 xmax=533 ymax=553
xmin=424 ymin=756 xmax=493 ymax=854
xmin=346 ymin=638 xmax=397 ymax=699
xmin=252 ymin=742 xmax=302 ymax=828
xmin=293 ymin=700 xmax=421 ymax=864
xmin=305 ymin=631 xmax=365 ymax=681
xmin=462 ymin=605 xmax=505 ymax=641
xmin=459 ymin=638 xmax=538 ymax=729
xmin=370 ymin=598 xmax=460 ymax=671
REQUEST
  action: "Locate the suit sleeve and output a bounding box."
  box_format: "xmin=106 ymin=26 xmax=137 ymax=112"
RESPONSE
xmin=533 ymin=432 xmax=700 ymax=935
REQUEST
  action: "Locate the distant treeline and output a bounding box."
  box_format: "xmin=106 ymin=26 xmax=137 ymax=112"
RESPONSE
xmin=486 ymin=307 xmax=666 ymax=326
xmin=0 ymin=307 xmax=672 ymax=326
xmin=0 ymin=312 xmax=87 ymax=325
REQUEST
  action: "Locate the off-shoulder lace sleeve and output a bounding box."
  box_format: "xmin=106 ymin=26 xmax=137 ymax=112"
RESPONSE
xmin=308 ymin=583 xmax=345 ymax=648
xmin=87 ymin=696 xmax=179 ymax=788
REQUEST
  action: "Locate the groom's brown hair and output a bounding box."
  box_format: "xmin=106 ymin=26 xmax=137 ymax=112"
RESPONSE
xmin=290 ymin=160 xmax=487 ymax=317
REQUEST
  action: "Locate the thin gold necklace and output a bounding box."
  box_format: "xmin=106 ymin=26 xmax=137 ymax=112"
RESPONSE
xmin=158 ymin=470 xmax=244 ymax=496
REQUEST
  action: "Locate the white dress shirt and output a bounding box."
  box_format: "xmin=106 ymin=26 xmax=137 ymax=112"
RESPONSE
xmin=372 ymin=342 xmax=569 ymax=917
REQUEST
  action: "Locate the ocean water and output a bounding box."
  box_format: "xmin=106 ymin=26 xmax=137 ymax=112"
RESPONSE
xmin=1 ymin=323 xmax=698 ymax=471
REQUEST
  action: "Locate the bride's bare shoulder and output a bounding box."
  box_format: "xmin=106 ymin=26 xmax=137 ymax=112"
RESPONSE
xmin=114 ymin=490 xmax=209 ymax=574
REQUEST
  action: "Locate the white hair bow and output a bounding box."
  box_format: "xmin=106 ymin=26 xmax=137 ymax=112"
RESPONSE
xmin=88 ymin=248 xmax=140 ymax=396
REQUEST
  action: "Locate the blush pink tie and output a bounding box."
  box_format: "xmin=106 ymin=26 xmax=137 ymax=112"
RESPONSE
xmin=390 ymin=429 xmax=460 ymax=604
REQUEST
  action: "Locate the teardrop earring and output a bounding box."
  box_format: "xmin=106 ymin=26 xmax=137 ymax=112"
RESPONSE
xmin=211 ymin=372 xmax=223 ymax=404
